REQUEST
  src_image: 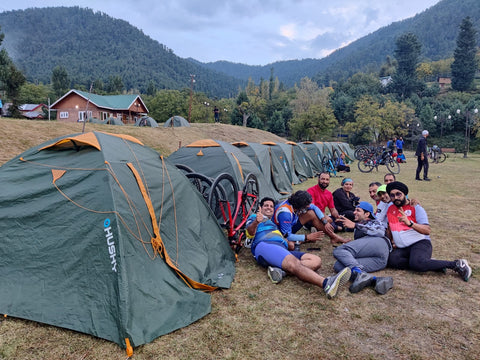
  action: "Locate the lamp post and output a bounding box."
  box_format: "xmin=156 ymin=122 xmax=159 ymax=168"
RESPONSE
xmin=223 ymin=108 xmax=228 ymax=123
xmin=433 ymin=114 xmax=451 ymax=139
xmin=468 ymin=108 xmax=478 ymax=157
xmin=203 ymin=101 xmax=210 ymax=122
xmin=406 ymin=123 xmax=420 ymax=150
xmin=188 ymin=74 xmax=195 ymax=123
xmin=456 ymin=108 xmax=478 ymax=158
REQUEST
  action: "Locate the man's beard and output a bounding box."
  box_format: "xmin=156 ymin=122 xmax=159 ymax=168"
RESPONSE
xmin=394 ymin=198 xmax=407 ymax=207
xmin=319 ymin=183 xmax=328 ymax=190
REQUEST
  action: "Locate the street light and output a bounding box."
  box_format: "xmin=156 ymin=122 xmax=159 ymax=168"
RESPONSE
xmin=203 ymin=101 xmax=210 ymax=122
xmin=457 ymin=109 xmax=478 ymax=158
xmin=469 ymin=109 xmax=478 ymax=155
xmin=406 ymin=123 xmax=420 ymax=149
xmin=456 ymin=108 xmax=478 ymax=158
xmin=433 ymin=114 xmax=451 ymax=139
xmin=188 ymin=74 xmax=195 ymax=123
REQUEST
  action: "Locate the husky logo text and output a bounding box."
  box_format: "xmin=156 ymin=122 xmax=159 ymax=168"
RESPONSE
xmin=104 ymin=218 xmax=117 ymax=272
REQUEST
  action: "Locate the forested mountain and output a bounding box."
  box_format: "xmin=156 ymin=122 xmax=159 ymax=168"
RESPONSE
xmin=199 ymin=0 xmax=480 ymax=86
xmin=1 ymin=0 xmax=479 ymax=97
xmin=0 ymin=7 xmax=245 ymax=98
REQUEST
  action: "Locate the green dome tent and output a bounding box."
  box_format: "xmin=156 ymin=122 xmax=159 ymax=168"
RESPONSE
xmin=0 ymin=131 xmax=235 ymax=353
xmin=87 ymin=117 xmax=104 ymax=124
xmin=104 ymin=117 xmax=124 ymax=125
xmin=168 ymin=139 xmax=282 ymax=201
xmin=283 ymin=141 xmax=315 ymax=181
xmin=232 ymin=141 xmax=292 ymax=196
xmin=164 ymin=116 xmax=190 ymax=127
xmin=135 ymin=116 xmax=158 ymax=127
xmin=298 ymin=141 xmax=326 ymax=174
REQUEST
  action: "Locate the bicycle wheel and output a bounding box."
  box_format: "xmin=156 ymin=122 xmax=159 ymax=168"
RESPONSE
xmin=332 ymin=149 xmax=339 ymax=163
xmin=357 ymin=157 xmax=374 ymax=173
xmin=385 ymin=158 xmax=400 ymax=174
xmin=175 ymin=163 xmax=195 ymax=174
xmin=437 ymin=153 xmax=447 ymax=163
xmin=208 ymin=173 xmax=239 ymax=227
xmin=331 ymin=150 xmax=339 ymax=176
xmin=242 ymin=173 xmax=259 ymax=220
xmin=354 ymin=145 xmax=369 ymax=160
xmin=185 ymin=173 xmax=214 ymax=203
xmin=322 ymin=155 xmax=336 ymax=175
xmin=321 ymin=156 xmax=329 ymax=173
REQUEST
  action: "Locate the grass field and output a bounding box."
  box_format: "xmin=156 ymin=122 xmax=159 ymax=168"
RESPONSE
xmin=0 ymin=119 xmax=479 ymax=359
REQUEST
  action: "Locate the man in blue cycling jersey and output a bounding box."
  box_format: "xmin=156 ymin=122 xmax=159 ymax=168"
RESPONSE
xmin=274 ymin=190 xmax=349 ymax=248
xmin=246 ymin=197 xmax=351 ymax=299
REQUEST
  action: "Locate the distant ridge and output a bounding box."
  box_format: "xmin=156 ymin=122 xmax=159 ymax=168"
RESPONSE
xmin=0 ymin=0 xmax=479 ymax=95
xmin=0 ymin=7 xmax=245 ymax=98
xmin=196 ymin=0 xmax=480 ymax=85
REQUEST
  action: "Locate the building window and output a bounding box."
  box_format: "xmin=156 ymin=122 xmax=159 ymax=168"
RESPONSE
xmin=60 ymin=111 xmax=69 ymax=119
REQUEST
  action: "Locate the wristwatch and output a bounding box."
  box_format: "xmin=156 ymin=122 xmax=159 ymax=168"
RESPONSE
xmin=407 ymin=221 xmax=414 ymax=227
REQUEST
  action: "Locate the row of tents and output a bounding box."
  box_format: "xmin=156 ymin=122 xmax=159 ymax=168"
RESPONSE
xmin=168 ymin=140 xmax=355 ymax=202
xmin=0 ymin=131 xmax=354 ymax=354
xmin=87 ymin=115 xmax=190 ymax=128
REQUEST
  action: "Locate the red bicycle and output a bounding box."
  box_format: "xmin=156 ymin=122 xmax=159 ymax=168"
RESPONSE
xmin=208 ymin=173 xmax=259 ymax=254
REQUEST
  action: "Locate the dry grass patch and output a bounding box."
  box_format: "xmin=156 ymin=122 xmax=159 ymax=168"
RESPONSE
xmin=0 ymin=118 xmax=479 ymax=359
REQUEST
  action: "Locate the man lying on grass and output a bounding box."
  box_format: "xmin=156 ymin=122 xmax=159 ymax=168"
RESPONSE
xmin=385 ymin=181 xmax=472 ymax=281
xmin=246 ymin=197 xmax=351 ymax=299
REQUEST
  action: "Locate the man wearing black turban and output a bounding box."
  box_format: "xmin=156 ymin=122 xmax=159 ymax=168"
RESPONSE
xmin=385 ymin=181 xmax=409 ymax=197
xmin=384 ymin=181 xmax=471 ymax=282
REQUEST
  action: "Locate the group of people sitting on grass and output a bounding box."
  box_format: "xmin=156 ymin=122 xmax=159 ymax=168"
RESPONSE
xmin=245 ymin=172 xmax=472 ymax=300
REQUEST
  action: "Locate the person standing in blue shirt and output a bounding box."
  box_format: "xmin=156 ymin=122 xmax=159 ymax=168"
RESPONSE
xmin=396 ymin=136 xmax=404 ymax=155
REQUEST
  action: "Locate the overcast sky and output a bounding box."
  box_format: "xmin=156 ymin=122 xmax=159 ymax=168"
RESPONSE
xmin=0 ymin=0 xmax=441 ymax=65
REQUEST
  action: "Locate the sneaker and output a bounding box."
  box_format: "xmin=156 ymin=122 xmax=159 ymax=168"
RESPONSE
xmin=267 ymin=266 xmax=286 ymax=284
xmin=323 ymin=267 xmax=351 ymax=299
xmin=423 ymin=178 xmax=431 ymax=181
xmin=374 ymin=277 xmax=394 ymax=295
xmin=415 ymin=178 xmax=422 ymax=181
xmin=349 ymin=271 xmax=374 ymax=293
xmin=454 ymin=259 xmax=472 ymax=282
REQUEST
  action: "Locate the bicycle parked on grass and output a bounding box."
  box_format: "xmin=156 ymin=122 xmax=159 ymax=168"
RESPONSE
xmin=427 ymin=145 xmax=447 ymax=163
xmin=175 ymin=164 xmax=260 ymax=254
xmin=208 ymin=173 xmax=259 ymax=255
xmin=322 ymin=148 xmax=339 ymax=177
xmin=357 ymin=147 xmax=400 ymax=174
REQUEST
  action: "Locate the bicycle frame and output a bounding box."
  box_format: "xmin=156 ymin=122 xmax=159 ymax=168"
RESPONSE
xmin=209 ymin=173 xmax=259 ymax=254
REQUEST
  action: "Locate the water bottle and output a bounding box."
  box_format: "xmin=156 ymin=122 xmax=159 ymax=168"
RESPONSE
xmin=294 ymin=241 xmax=301 ymax=251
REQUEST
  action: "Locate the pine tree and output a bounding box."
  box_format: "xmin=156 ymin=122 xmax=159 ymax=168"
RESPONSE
xmin=0 ymin=27 xmax=26 ymax=116
xmin=388 ymin=33 xmax=422 ymax=98
xmin=451 ymin=17 xmax=478 ymax=92
xmin=51 ymin=65 xmax=70 ymax=98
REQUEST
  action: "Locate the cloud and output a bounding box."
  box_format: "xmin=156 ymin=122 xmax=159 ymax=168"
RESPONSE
xmin=0 ymin=0 xmax=441 ymax=65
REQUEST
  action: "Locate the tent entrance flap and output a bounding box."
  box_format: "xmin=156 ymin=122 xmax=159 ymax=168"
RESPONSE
xmin=126 ymin=162 xmax=217 ymax=292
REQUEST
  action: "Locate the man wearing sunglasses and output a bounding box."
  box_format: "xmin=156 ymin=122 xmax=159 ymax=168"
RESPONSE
xmin=385 ymin=181 xmax=471 ymax=281
xmin=246 ymin=197 xmax=351 ymax=299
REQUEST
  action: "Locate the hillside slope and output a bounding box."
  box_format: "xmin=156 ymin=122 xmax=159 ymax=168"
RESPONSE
xmin=0 ymin=7 xmax=245 ymax=98
xmin=0 ymin=118 xmax=287 ymax=165
xmin=198 ymin=0 xmax=480 ymax=85
xmin=1 ymin=0 xmax=479 ymax=93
